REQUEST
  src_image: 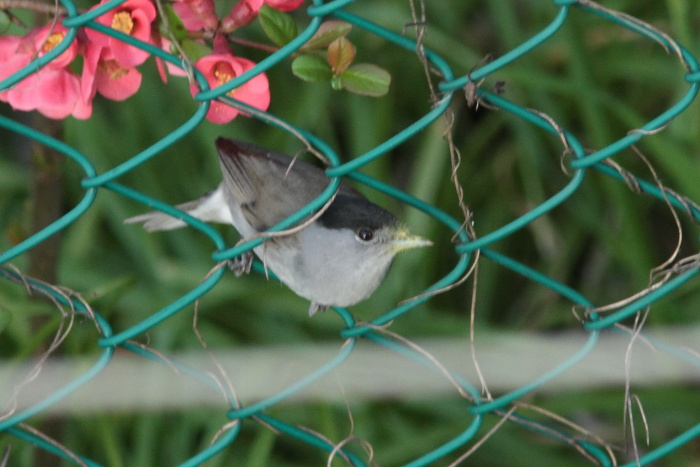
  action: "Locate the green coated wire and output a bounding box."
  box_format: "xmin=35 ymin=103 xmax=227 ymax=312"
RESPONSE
xmin=402 ymin=416 xmax=483 ymax=467
xmin=256 ymin=413 xmax=368 ymax=466
xmin=0 ymin=115 xmax=97 ymax=263
xmin=0 ymin=0 xmax=79 ymax=89
xmin=571 ymin=78 xmax=700 ymax=169
xmin=441 ymin=4 xmax=572 ymax=90
xmin=211 ymin=177 xmax=344 ymax=263
xmin=620 ymin=422 xmax=700 ymax=467
xmin=482 ymin=249 xmax=593 ymax=307
xmin=177 ymin=424 xmax=242 ymax=467
xmin=469 ymin=330 xmax=600 ymax=415
xmin=584 ymin=267 xmax=699 ymax=331
xmin=592 ymin=163 xmax=700 ymax=224
xmin=1 ymin=0 xmax=700 ymax=465
xmin=0 ymin=267 xmax=115 ymax=432
xmin=6 ymin=427 xmax=103 ymax=467
xmin=364 ymin=332 xmax=481 ymax=399
xmin=227 ymin=338 xmax=356 ymax=420
xmin=196 ymin=17 xmax=323 ymax=102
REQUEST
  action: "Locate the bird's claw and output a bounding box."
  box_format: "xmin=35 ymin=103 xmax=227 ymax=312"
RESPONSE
xmin=308 ymin=302 xmax=330 ymax=317
xmin=227 ymin=251 xmax=254 ymax=277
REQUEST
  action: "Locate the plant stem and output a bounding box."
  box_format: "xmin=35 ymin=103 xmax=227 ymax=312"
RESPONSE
xmin=27 ymin=113 xmax=64 ymax=467
xmin=0 ymin=0 xmax=67 ymax=15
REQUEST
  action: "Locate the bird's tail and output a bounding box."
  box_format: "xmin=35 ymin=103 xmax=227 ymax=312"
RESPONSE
xmin=124 ymin=184 xmax=232 ymax=232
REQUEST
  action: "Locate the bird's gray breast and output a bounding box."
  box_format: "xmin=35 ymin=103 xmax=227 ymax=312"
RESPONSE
xmin=272 ymin=224 xmax=394 ymax=307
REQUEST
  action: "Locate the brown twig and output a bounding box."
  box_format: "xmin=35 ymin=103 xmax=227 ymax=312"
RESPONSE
xmin=0 ymin=0 xmax=66 ymax=15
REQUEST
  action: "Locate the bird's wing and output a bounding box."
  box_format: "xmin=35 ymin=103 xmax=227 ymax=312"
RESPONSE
xmin=216 ymin=138 xmax=362 ymax=231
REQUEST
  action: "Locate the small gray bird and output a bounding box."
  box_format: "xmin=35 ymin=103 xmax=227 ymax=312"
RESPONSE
xmin=125 ymin=138 xmax=431 ymax=316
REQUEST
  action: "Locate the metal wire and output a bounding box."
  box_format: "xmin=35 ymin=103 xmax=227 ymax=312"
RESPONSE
xmin=1 ymin=0 xmax=700 ymax=465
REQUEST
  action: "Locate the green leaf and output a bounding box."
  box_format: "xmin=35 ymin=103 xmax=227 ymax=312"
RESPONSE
xmin=259 ymin=4 xmax=298 ymax=47
xmin=161 ymin=4 xmax=188 ymax=42
xmin=327 ymin=37 xmax=355 ymax=74
xmin=0 ymin=10 xmax=10 ymax=33
xmin=340 ymin=63 xmax=391 ymax=97
xmin=291 ymin=55 xmax=333 ymax=82
xmin=181 ymin=39 xmax=211 ymax=63
xmin=302 ymin=20 xmax=352 ymax=50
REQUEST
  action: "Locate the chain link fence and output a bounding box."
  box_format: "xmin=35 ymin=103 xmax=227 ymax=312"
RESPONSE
xmin=1 ymin=0 xmax=700 ymax=465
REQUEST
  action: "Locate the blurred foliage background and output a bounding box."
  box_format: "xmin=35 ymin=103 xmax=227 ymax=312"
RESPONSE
xmin=1 ymin=0 xmax=700 ymax=465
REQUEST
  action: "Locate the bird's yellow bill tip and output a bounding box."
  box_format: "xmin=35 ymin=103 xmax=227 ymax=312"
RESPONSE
xmin=391 ymin=230 xmax=433 ymax=251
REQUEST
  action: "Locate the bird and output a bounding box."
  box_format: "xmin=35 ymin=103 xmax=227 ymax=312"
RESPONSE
xmin=125 ymin=137 xmax=432 ymax=316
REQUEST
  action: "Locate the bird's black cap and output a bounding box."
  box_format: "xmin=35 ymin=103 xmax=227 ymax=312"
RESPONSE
xmin=318 ymin=194 xmax=398 ymax=231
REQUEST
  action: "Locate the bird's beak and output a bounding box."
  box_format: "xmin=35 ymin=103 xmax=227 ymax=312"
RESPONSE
xmin=391 ymin=228 xmax=433 ymax=252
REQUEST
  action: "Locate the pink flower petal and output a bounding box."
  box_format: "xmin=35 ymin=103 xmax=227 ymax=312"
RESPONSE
xmin=71 ymin=95 xmax=93 ymax=120
xmin=86 ymin=0 xmax=156 ymax=68
xmin=36 ymin=69 xmax=80 ymax=106
xmin=192 ymin=53 xmax=270 ymax=124
xmin=221 ymin=0 xmax=263 ymax=31
xmin=95 ymin=61 xmax=142 ymax=100
xmin=172 ymin=1 xmax=217 ymax=32
xmin=207 ymin=101 xmax=240 ymax=124
xmin=264 ymin=0 xmax=304 ymax=12
xmin=108 ymin=8 xmax=153 ymax=67
xmin=0 ymin=36 xmax=30 ymax=89
xmin=34 ymin=23 xmax=77 ymax=69
xmin=7 ymin=68 xmax=80 ymax=118
xmin=80 ymin=42 xmax=103 ymax=102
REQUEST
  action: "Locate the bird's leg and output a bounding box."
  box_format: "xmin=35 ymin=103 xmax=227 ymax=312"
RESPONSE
xmin=227 ymin=251 xmax=254 ymax=277
xmin=308 ymin=302 xmax=330 ymax=317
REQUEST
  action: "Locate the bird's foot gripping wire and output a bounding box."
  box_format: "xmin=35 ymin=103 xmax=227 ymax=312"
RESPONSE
xmin=308 ymin=302 xmax=330 ymax=317
xmin=227 ymin=251 xmax=254 ymax=277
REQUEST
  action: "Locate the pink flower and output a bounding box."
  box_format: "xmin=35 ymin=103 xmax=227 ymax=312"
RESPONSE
xmin=264 ymin=0 xmax=304 ymax=12
xmin=0 ymin=25 xmax=91 ymax=119
xmin=82 ymin=42 xmax=142 ymax=102
xmin=95 ymin=60 xmax=142 ymax=100
xmin=192 ymin=53 xmax=270 ymax=124
xmin=34 ymin=23 xmax=78 ymax=68
xmin=221 ymin=0 xmax=263 ymax=32
xmin=86 ymin=0 xmax=156 ymax=68
xmin=221 ymin=0 xmax=303 ymax=32
xmin=0 ymin=35 xmax=29 ymax=88
xmin=172 ymin=0 xmax=218 ymax=32
xmin=10 ymin=68 xmax=90 ymax=119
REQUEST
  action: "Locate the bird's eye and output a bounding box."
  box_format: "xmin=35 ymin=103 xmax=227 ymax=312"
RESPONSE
xmin=356 ymin=228 xmax=374 ymax=242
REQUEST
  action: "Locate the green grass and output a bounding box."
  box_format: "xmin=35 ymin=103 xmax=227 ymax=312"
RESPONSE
xmin=1 ymin=0 xmax=700 ymax=465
